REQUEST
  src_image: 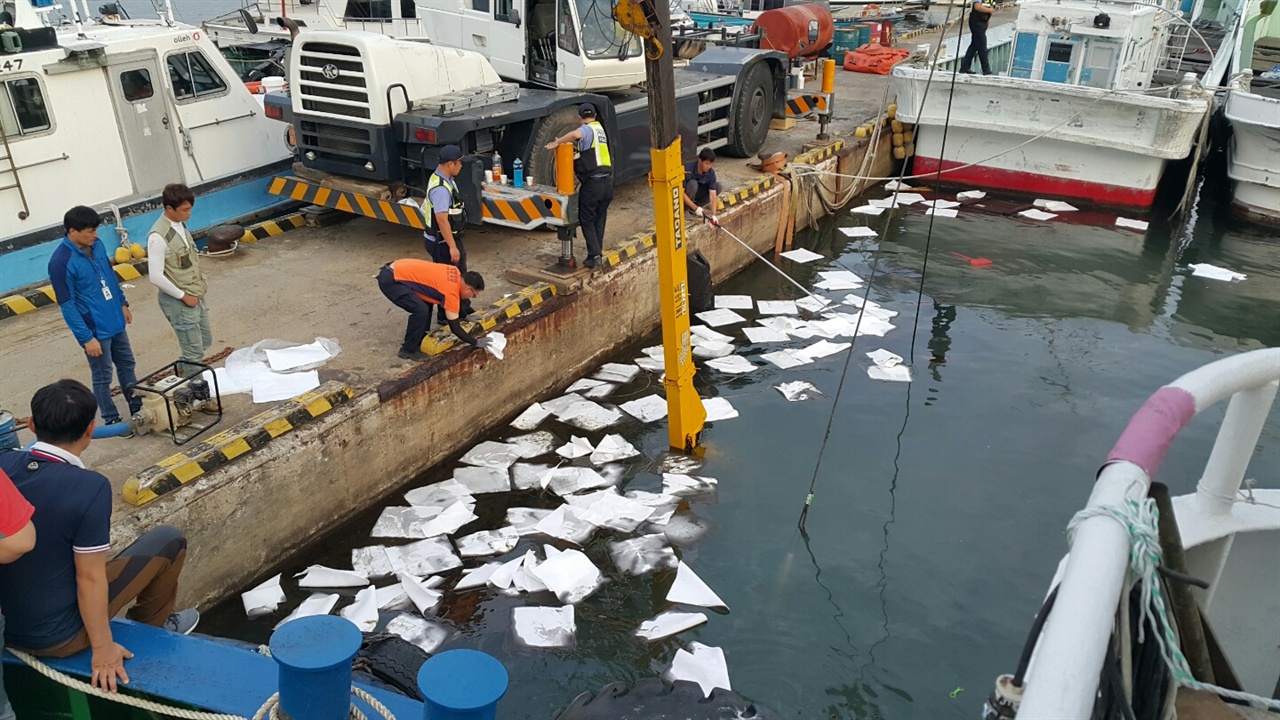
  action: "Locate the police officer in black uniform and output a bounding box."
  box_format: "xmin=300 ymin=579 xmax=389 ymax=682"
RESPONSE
xmin=421 ymin=144 xmax=473 ymax=322
xmin=546 ymin=104 xmax=613 ymax=268
xmin=960 ymin=0 xmax=996 ymax=75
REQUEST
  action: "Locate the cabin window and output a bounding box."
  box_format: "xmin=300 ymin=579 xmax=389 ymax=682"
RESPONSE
xmin=494 ymin=0 xmax=514 ymax=22
xmin=167 ymin=51 xmax=228 ymax=101
xmin=472 ymin=0 xmax=489 ymax=12
xmin=344 ymin=0 xmax=391 ymax=19
xmin=401 ymin=0 xmax=415 ymax=18
xmin=558 ymin=0 xmax=579 ymax=55
xmin=120 ymin=69 xmax=154 ymax=102
xmin=0 ymin=77 xmax=52 ymax=138
xmin=1047 ymin=42 xmax=1074 ymax=64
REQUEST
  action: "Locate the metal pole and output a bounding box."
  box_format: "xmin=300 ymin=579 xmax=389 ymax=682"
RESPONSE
xmin=1195 ymin=380 xmax=1278 ymax=514
xmin=620 ymin=0 xmax=706 ymax=451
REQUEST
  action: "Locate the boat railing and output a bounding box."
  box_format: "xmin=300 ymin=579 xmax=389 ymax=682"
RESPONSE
xmin=1016 ymin=347 xmax=1280 ymax=718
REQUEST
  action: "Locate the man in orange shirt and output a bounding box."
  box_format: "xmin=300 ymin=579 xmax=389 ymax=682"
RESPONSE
xmin=377 ymin=259 xmax=488 ymax=360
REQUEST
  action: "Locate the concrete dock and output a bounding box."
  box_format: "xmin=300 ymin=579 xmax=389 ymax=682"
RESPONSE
xmin=0 ymin=13 xmax=1007 ymax=607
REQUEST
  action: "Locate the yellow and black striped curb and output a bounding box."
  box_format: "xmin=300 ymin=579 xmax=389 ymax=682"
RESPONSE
xmin=899 ymin=15 xmax=962 ymax=41
xmin=795 ymin=139 xmax=846 ymax=166
xmin=0 ymin=285 xmax=57 ymax=321
xmin=0 ymin=261 xmax=146 ymax=324
xmin=121 ymin=382 xmax=354 ymax=506
xmin=268 ymin=177 xmax=427 ymax=230
xmin=240 ymin=212 xmax=306 ymax=242
xmin=599 ymin=231 xmax=659 ymax=271
xmin=720 ymin=175 xmax=778 ymax=209
xmin=786 ymin=93 xmax=830 ymax=118
xmin=421 ymin=282 xmax=558 ymax=355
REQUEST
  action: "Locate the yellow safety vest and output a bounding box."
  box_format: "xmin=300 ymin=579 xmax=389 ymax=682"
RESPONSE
xmin=425 ymin=171 xmax=466 ymax=239
xmin=575 ymin=120 xmax=612 ymax=177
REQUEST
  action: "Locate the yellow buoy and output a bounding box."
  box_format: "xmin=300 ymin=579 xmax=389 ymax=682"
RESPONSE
xmin=113 ymin=247 xmax=130 ymax=265
xmin=893 ymin=146 xmax=907 ymax=160
xmin=855 ymin=126 xmax=869 ymax=138
xmin=129 ymin=243 xmax=145 ymax=259
xmin=892 ymin=132 xmax=905 ymax=146
xmin=887 ymin=103 xmax=897 ymax=118
xmin=904 ymin=130 xmax=914 ymax=144
xmin=905 ymin=142 xmax=916 ymax=157
xmin=891 ymin=119 xmax=904 ymax=133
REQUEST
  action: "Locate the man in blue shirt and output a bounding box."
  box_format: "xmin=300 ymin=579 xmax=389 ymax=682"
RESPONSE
xmin=682 ymin=147 xmax=723 ymax=223
xmin=0 ymin=380 xmax=198 ymax=693
xmin=47 ymin=206 xmax=142 ymax=429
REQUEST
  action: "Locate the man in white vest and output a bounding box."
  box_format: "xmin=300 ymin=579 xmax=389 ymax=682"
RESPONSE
xmin=147 ymin=184 xmax=212 ymax=375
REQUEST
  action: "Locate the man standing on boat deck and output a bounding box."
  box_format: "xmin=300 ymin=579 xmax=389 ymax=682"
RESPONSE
xmin=421 ymin=144 xmax=474 ymax=324
xmin=48 ymin=206 xmax=143 ymax=430
xmin=960 ymin=0 xmax=996 ymax=75
xmin=0 ymin=468 xmax=36 ymax=720
xmin=377 ymin=258 xmax=489 ymax=360
xmin=545 ymin=103 xmax=614 ymax=268
xmin=147 ymin=184 xmax=212 ymax=376
xmin=0 ymin=380 xmax=198 ymax=693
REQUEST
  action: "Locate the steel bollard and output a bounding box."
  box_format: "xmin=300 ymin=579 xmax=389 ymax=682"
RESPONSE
xmin=269 ymin=615 xmax=363 ymax=719
xmin=417 ymin=649 xmax=508 ymax=720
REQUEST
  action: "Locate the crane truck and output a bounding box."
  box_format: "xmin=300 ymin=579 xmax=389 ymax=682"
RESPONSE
xmin=262 ymin=14 xmax=790 ymax=251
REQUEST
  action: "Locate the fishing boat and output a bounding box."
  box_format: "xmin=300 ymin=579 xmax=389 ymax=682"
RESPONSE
xmin=0 ymin=0 xmax=295 ymax=296
xmin=984 ymin=347 xmax=1280 ymax=718
xmin=891 ymin=0 xmax=1212 ymax=208
xmin=1222 ymin=0 xmax=1280 ymax=223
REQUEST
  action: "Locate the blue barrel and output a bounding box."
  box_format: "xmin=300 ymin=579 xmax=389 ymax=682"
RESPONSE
xmin=0 ymin=411 xmax=18 ymax=450
xmin=417 ymin=649 xmax=508 ymax=720
xmin=269 ymin=616 xmax=363 ymax=720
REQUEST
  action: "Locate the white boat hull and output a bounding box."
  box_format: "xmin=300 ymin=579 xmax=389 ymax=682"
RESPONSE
xmin=1224 ymin=88 xmax=1280 ymax=224
xmin=891 ymin=67 xmax=1210 ymax=207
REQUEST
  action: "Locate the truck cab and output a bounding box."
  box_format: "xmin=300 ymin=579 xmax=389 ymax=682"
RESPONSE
xmin=416 ymin=0 xmax=647 ymax=91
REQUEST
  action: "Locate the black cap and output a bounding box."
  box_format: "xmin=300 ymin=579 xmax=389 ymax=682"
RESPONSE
xmin=438 ymin=144 xmax=463 ymax=162
xmin=578 ymin=103 xmax=597 ymax=118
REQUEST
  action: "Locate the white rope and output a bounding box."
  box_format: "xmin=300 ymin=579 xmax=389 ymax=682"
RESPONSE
xmin=13 ymin=648 xmax=398 ymax=720
xmin=1067 ymin=499 xmax=1280 ymax=711
xmin=10 ymin=648 xmax=245 ymax=720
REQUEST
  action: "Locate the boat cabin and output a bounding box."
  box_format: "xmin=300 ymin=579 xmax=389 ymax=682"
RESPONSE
xmin=1007 ymin=0 xmax=1174 ymax=90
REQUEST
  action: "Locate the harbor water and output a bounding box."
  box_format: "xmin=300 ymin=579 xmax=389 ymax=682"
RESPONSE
xmin=201 ymin=180 xmax=1280 ymax=718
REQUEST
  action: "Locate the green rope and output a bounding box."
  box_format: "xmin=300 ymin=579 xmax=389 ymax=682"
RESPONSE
xmin=1067 ymin=499 xmax=1280 ymax=711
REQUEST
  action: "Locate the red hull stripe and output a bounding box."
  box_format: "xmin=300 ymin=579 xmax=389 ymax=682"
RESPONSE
xmin=912 ymin=156 xmax=1158 ymax=208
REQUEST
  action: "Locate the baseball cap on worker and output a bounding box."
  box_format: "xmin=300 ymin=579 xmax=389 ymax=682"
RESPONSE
xmin=439 ymin=144 xmax=464 ymax=163
xmin=578 ymin=103 xmax=597 ymax=118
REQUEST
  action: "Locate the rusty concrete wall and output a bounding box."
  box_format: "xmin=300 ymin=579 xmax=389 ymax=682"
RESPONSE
xmin=116 ymin=134 xmax=894 ymax=608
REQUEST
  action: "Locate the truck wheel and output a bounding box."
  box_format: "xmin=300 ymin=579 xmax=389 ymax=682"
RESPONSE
xmin=528 ymin=105 xmax=583 ymax=190
xmin=726 ymin=61 xmax=773 ymax=158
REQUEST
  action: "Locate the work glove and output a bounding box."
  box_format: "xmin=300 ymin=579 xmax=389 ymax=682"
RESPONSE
xmin=474 ymin=337 xmax=492 ymax=349
xmin=694 ymin=207 xmax=705 ymax=218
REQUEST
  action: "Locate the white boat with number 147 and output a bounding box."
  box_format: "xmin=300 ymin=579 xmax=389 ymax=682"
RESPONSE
xmin=0 ymin=0 xmax=294 ymax=296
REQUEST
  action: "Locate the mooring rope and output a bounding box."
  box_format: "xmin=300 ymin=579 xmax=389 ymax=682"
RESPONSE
xmin=11 ymin=648 xmax=399 ymax=720
xmin=1066 ymin=499 xmax=1280 ymax=712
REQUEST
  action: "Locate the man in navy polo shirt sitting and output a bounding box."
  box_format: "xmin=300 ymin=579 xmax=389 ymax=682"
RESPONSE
xmin=682 ymin=147 xmax=723 ymax=224
xmin=0 ymin=380 xmax=198 ymax=693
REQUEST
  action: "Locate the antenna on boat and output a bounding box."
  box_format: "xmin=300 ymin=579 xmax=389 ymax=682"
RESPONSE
xmin=77 ymin=0 xmax=93 ymax=26
xmin=164 ymin=0 xmax=175 ymax=25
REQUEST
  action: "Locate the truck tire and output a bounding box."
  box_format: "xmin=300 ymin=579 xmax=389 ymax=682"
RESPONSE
xmin=528 ymin=105 xmax=583 ymax=190
xmin=725 ymin=61 xmax=773 ymax=158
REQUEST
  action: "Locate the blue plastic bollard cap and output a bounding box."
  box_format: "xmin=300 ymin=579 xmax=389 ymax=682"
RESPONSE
xmin=270 ymin=615 xmax=363 ymax=671
xmin=418 ymin=649 xmax=508 ymax=712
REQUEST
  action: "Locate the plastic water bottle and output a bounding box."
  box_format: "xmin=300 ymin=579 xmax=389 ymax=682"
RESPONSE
xmin=513 ymin=157 xmax=524 ymax=188
xmin=492 ymin=151 xmax=503 ymax=182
